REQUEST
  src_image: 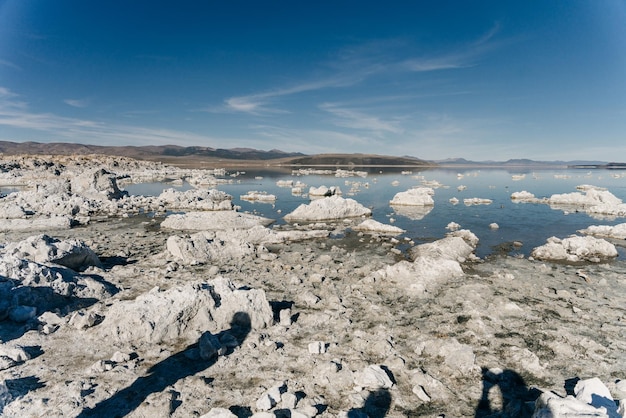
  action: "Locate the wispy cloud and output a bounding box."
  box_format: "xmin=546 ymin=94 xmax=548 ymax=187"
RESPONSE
xmin=319 ymin=103 xmax=405 ymax=135
xmin=219 ymin=75 xmax=363 ymax=114
xmin=0 ymin=89 xmax=225 ymax=146
xmin=402 ymin=24 xmax=501 ymax=72
xmin=0 ymin=87 xmax=17 ymax=98
xmin=0 ymin=59 xmax=21 ymax=70
xmin=252 ymin=124 xmax=375 ymax=153
xmin=219 ymin=25 xmax=502 ymax=115
xmin=64 ymin=98 xmax=90 ymax=108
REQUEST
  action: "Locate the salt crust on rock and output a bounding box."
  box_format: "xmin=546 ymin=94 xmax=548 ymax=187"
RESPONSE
xmin=157 ymin=188 xmax=233 ymax=211
xmin=511 ymin=190 xmax=540 ymax=202
xmin=463 ymin=197 xmax=493 ymax=206
xmin=284 ymin=195 xmax=371 ymax=222
xmin=352 ymin=219 xmax=405 ymax=235
xmin=3 ymin=155 xmax=626 ymax=417
xmin=513 ymin=186 xmax=626 ymax=219
xmin=0 ymin=216 xmax=74 ymax=232
xmin=389 ymin=187 xmax=434 ymax=206
xmin=0 ymin=246 xmax=115 ymax=322
xmin=2 ymin=234 xmax=101 ymax=271
xmin=167 ymin=233 xmax=259 ymax=264
xmin=353 ymin=365 xmax=394 ymax=389
xmin=167 ymin=226 xmax=329 ymax=263
xmin=580 ymin=223 xmax=626 ymax=240
xmin=240 ymin=191 xmax=277 ymax=202
xmin=369 ymin=231 xmax=478 ymax=297
xmin=0 ymin=155 xmax=236 ymax=229
xmin=70 ymin=168 xmax=127 ymax=200
xmin=94 ymin=277 xmax=272 ymax=344
xmin=531 ymin=235 xmax=618 ymax=263
xmin=309 ymin=185 xmax=342 ymax=197
xmin=160 ymin=210 xmax=274 ymax=231
xmin=534 ymin=377 xmax=623 ymax=418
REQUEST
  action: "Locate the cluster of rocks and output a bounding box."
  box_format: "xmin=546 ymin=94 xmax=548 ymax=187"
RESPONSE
xmin=511 ymin=185 xmax=626 ymax=219
xmin=1 ymin=154 xmax=625 ymax=417
xmin=0 ymin=154 xmax=234 ymax=231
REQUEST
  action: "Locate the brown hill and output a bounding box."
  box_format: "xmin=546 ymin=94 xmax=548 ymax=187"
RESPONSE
xmin=0 ymin=141 xmax=434 ymax=168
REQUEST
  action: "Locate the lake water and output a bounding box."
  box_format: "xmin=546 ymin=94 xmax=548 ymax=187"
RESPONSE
xmin=124 ymin=167 xmax=626 ymax=259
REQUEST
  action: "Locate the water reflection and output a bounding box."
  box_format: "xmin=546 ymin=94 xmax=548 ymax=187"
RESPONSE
xmin=124 ymin=168 xmax=626 ymax=259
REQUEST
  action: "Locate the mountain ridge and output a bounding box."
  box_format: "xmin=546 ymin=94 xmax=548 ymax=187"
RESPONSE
xmin=0 ymin=140 xmax=615 ymax=167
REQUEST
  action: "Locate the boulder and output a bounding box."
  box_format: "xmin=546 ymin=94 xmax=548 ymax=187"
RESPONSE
xmin=408 ymin=236 xmax=475 ymax=263
xmin=157 ymin=188 xmax=233 ymax=211
xmin=95 ymin=277 xmax=272 ymax=344
xmin=166 ymin=231 xmax=259 ymax=264
xmin=161 ymin=211 xmax=274 ymax=231
xmin=579 ymin=223 xmax=626 ymax=240
xmin=1 ymin=234 xmax=101 ymax=271
xmin=533 ymin=378 xmax=621 ymax=418
xmin=352 ymin=219 xmax=405 ymax=235
xmin=354 ymin=365 xmax=394 ymax=389
xmin=71 ymin=168 xmax=127 ymax=200
xmin=284 ymin=196 xmax=371 ymax=222
xmin=389 ymin=187 xmax=434 ymax=206
xmin=531 ymin=236 xmax=618 ymax=263
xmin=0 ymin=217 xmax=74 ymax=232
xmin=309 ymin=185 xmax=342 ymax=197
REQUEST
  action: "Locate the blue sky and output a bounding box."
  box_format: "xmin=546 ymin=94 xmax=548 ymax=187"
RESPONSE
xmin=1 ymin=1 xmax=625 ymax=161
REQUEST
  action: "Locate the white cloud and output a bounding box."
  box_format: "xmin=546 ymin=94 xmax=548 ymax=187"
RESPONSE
xmin=220 ymin=27 xmax=502 ymax=116
xmin=319 ymin=103 xmax=405 ymax=135
xmin=222 ymin=74 xmax=361 ymax=114
xmin=0 ymin=93 xmax=226 ymax=146
xmin=224 ymin=97 xmax=265 ymax=113
xmin=0 ymin=86 xmax=17 ymax=98
xmin=64 ymin=98 xmax=90 ymax=108
xmin=0 ymin=59 xmax=21 ymax=70
xmin=252 ymin=124 xmax=374 ymax=153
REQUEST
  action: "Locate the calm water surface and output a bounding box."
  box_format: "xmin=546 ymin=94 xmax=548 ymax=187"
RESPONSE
xmin=125 ymin=168 xmax=626 ymax=259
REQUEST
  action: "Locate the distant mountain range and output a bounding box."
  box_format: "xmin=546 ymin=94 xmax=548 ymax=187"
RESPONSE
xmin=0 ymin=141 xmax=305 ymax=161
xmin=0 ymin=141 xmax=433 ymax=167
xmin=434 ymin=157 xmax=611 ymax=167
xmin=0 ymin=141 xmax=619 ymax=168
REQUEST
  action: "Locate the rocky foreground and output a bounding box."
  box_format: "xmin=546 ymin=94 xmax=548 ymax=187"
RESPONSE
xmin=1 ymin=154 xmax=625 ymax=417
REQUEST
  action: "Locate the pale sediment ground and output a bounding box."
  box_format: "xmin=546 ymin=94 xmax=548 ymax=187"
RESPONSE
xmin=1 ymin=155 xmax=625 ymax=417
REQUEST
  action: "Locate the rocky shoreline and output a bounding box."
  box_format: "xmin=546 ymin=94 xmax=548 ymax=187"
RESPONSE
xmin=1 ymin=154 xmax=625 ymax=417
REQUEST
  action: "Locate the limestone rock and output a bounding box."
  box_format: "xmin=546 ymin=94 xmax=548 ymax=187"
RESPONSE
xmin=95 ymin=277 xmax=272 ymax=344
xmin=389 ymin=187 xmax=434 ymax=206
xmin=161 ymin=211 xmax=274 ymax=231
xmin=284 ymin=196 xmax=371 ymax=222
xmin=2 ymin=234 xmax=101 ymax=271
xmin=531 ymin=235 xmax=618 ymax=263
xmin=354 ymin=365 xmax=394 ymax=389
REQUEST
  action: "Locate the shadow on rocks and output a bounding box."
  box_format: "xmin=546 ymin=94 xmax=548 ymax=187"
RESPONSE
xmin=77 ymin=312 xmax=252 ymax=418
xmin=1 ymin=376 xmax=46 ymax=415
xmin=0 ymin=283 xmax=101 ymax=343
xmin=475 ymin=367 xmax=542 ymax=418
xmin=348 ymin=388 xmax=392 ymax=418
